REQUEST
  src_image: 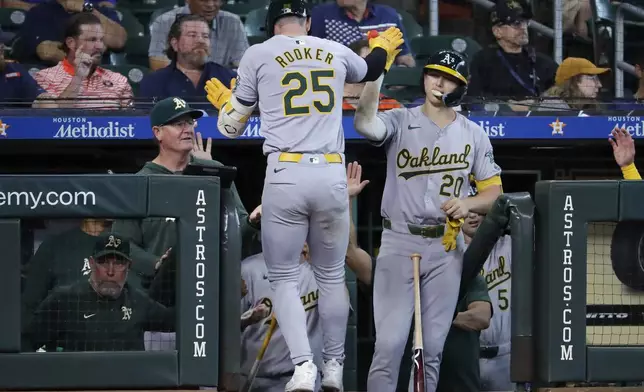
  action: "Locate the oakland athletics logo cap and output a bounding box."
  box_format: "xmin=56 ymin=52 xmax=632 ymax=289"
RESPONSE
xmin=150 ymin=97 xmax=205 ymax=127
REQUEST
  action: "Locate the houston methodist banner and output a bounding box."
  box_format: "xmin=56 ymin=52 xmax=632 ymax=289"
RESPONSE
xmin=0 ymin=113 xmax=643 ymax=140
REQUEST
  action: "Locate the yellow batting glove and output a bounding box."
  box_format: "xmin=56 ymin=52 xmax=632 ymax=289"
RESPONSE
xmin=442 ymin=217 xmax=464 ymax=252
xmin=367 ymin=27 xmax=404 ymax=72
xmin=205 ymin=77 xmax=234 ymax=110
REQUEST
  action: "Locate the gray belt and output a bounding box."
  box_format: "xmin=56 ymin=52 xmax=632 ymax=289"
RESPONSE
xmin=382 ymin=218 xmax=445 ymax=238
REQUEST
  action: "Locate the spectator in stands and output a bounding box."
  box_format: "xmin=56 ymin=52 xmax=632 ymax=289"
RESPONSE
xmin=17 ymin=0 xmax=125 ymax=66
xmin=343 ymin=39 xmax=401 ymax=110
xmin=309 ymin=0 xmax=415 ymax=67
xmin=1 ymin=0 xmax=115 ymax=11
xmin=33 ymin=12 xmax=133 ymax=109
xmin=23 ymin=233 xmax=175 ymax=352
xmin=538 ymin=57 xmax=609 ymax=113
xmin=468 ymin=0 xmax=557 ymax=101
xmin=0 ymin=27 xmax=57 ymax=108
xmin=148 ymin=0 xmax=248 ymax=71
xmin=562 ymin=0 xmax=592 ymax=40
xmin=21 ymin=218 xmax=114 ymax=327
xmin=138 ymin=14 xmax=236 ymax=108
xmin=631 ymin=54 xmax=644 ymax=100
xmin=111 ymin=97 xmax=260 ymax=289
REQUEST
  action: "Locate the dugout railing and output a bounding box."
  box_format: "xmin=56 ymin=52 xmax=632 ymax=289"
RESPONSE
xmin=0 ymin=174 xmax=241 ymax=389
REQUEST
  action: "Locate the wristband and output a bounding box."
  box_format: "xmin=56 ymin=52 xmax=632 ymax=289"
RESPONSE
xmin=621 ymin=163 xmax=642 ymax=180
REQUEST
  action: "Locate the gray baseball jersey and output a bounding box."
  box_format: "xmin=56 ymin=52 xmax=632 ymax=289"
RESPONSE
xmin=240 ymin=253 xmax=323 ymax=377
xmin=480 ymin=235 xmax=512 ymax=346
xmin=376 ymin=107 xmax=502 ymax=225
xmin=233 ymin=35 xmax=368 ymax=155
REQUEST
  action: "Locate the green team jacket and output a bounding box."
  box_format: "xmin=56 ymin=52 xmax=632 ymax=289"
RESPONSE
xmin=437 ymin=274 xmax=492 ymax=392
xmin=111 ymin=156 xmax=258 ymax=288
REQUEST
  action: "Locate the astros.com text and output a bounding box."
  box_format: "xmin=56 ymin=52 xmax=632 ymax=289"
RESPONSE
xmin=0 ymin=191 xmax=96 ymax=210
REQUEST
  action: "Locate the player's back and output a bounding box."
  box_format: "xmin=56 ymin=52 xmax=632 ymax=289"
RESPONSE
xmin=250 ymin=35 xmax=356 ymax=155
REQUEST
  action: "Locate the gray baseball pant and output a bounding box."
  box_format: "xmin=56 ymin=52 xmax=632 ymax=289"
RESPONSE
xmin=368 ymin=228 xmax=464 ymax=392
xmin=261 ymin=153 xmax=350 ymax=365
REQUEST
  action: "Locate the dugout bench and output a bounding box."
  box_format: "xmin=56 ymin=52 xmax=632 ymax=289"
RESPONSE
xmin=0 ymin=173 xmax=241 ymax=389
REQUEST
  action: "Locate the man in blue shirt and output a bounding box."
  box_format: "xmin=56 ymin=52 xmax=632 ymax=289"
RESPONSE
xmin=309 ymin=0 xmax=415 ymax=67
xmin=0 ymin=28 xmax=55 ymax=109
xmin=137 ymin=14 xmax=236 ymax=110
xmin=16 ymin=0 xmax=126 ymax=66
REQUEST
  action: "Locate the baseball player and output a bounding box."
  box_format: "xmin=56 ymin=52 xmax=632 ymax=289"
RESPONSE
xmin=353 ymin=50 xmax=503 ymax=392
xmin=203 ymin=0 xmax=404 ymax=390
xmin=463 ymin=211 xmax=513 ymax=391
xmin=239 ymin=162 xmax=372 ymax=392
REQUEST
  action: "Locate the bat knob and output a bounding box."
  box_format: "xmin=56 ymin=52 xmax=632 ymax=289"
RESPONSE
xmin=410 ymin=253 xmax=421 ymax=260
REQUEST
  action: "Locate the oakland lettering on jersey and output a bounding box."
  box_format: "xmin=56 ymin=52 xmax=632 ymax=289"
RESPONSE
xmin=396 ymin=144 xmax=472 ymax=180
xmin=481 ymin=256 xmax=511 ymax=290
xmin=274 ymin=47 xmax=334 ymax=68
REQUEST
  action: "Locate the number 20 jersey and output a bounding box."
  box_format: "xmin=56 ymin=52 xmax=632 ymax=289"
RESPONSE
xmin=377 ymin=106 xmax=502 ymax=225
xmin=232 ymin=35 xmax=368 ymax=155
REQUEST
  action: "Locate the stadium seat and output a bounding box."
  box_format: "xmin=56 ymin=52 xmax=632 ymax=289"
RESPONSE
xmin=149 ymin=6 xmax=176 ymax=26
xmin=124 ymin=35 xmax=151 ymax=67
xmin=247 ymin=35 xmax=267 ymax=45
xmin=127 ymin=0 xmax=178 ymax=26
xmin=115 ymin=7 xmax=145 ymax=38
xmin=0 ymin=8 xmax=27 ymax=34
xmin=104 ymin=64 xmax=150 ymax=95
xmin=398 ymin=10 xmax=423 ymax=39
xmin=410 ymin=35 xmax=482 ymax=62
xmin=244 ymin=6 xmax=269 ymax=37
xmin=223 ymin=0 xmax=268 ymax=23
xmin=381 ymin=66 xmax=423 ymax=103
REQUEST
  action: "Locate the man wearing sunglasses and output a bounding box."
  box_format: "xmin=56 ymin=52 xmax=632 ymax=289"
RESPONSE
xmin=467 ymin=0 xmax=557 ymax=101
xmin=23 ymin=233 xmax=175 ymax=352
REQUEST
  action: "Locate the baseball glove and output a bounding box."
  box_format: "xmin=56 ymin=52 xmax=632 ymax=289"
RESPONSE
xmin=442 ymin=217 xmax=464 ymax=252
xmin=367 ymin=28 xmax=404 ymax=72
xmin=205 ymin=77 xmax=237 ymax=110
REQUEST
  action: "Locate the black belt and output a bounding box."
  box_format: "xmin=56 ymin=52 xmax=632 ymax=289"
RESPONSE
xmin=382 ymin=219 xmax=445 ymax=238
xmin=479 ymin=346 xmax=499 ymax=359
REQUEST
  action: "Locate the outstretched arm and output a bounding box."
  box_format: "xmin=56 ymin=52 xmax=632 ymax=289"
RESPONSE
xmin=353 ymin=74 xmax=387 ymax=142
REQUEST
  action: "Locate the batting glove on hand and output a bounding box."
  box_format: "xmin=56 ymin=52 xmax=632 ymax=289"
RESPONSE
xmin=241 ymin=304 xmax=270 ymax=325
xmin=442 ymin=217 xmax=464 ymax=252
xmin=367 ymin=28 xmax=404 ymax=72
xmin=205 ymin=77 xmax=236 ymax=110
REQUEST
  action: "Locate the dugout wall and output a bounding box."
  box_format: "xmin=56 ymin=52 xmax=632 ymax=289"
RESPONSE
xmin=0 ymin=174 xmax=241 ymax=389
xmin=502 ymin=180 xmax=644 ymax=387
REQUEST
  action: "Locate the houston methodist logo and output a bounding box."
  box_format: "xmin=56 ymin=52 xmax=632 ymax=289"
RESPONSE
xmin=51 ymin=117 xmax=136 ymax=139
xmin=607 ymin=116 xmax=644 ymax=136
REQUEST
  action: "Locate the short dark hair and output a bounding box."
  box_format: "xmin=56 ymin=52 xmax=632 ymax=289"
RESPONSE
xmin=62 ymin=12 xmax=102 ymax=54
xmin=165 ymin=14 xmax=210 ymax=62
xmin=349 ymin=39 xmax=369 ymax=56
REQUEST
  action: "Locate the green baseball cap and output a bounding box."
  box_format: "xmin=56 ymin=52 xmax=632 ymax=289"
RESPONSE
xmin=150 ymin=97 xmax=204 ymax=127
xmin=93 ymin=234 xmax=131 ymax=261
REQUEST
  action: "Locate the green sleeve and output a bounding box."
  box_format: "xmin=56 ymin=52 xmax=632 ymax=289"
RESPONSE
xmin=21 ymin=240 xmax=55 ymax=327
xmin=143 ymin=297 xmax=175 ymax=332
xmin=230 ymin=181 xmax=259 ymax=245
xmin=24 ymin=290 xmax=62 ymax=351
xmin=464 ymin=275 xmax=492 ymax=308
xmin=111 ymin=219 xmax=157 ymax=279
